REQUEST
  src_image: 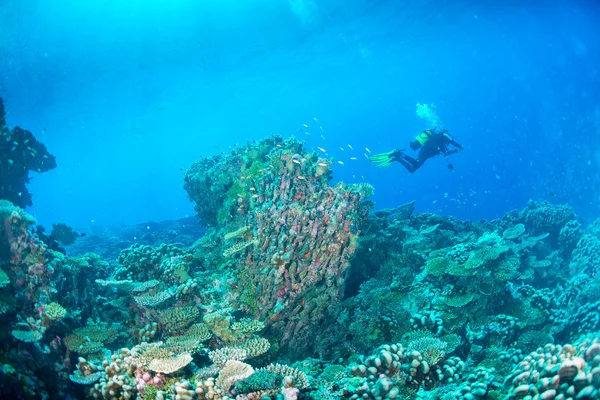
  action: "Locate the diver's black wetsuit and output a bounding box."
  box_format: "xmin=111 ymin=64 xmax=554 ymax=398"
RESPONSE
xmin=393 ymin=130 xmax=463 ymax=173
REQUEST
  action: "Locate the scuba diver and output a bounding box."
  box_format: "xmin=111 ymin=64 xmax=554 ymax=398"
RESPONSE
xmin=369 ymin=127 xmax=463 ymax=172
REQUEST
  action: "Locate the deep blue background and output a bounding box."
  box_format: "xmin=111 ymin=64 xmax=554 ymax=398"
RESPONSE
xmin=1 ymin=0 xmax=599 ymax=231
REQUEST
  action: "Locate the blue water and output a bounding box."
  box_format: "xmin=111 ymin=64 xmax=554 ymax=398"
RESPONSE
xmin=1 ymin=0 xmax=599 ymax=230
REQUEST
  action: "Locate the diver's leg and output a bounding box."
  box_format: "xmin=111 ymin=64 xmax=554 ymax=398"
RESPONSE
xmin=395 ymin=154 xmax=419 ymax=173
xmin=399 ymin=154 xmax=423 ymax=173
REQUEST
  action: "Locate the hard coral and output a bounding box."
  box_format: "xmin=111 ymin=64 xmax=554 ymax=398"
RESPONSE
xmin=0 ymin=98 xmax=57 ymax=208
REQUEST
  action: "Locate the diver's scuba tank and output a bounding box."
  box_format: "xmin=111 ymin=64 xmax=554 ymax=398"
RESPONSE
xmin=410 ymin=129 xmax=433 ymax=150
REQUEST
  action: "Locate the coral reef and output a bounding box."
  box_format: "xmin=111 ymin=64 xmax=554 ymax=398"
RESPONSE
xmin=0 ymin=97 xmax=57 ymax=208
xmin=184 ymin=136 xmax=373 ymax=355
xmin=1 ymin=133 xmax=600 ymax=400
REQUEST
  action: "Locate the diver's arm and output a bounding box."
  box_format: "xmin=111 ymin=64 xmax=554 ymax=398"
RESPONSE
xmin=448 ymin=139 xmax=463 ymax=150
xmin=442 ymin=138 xmax=463 ymax=155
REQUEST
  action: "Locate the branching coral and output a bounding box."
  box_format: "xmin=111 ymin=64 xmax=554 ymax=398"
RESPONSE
xmin=159 ymin=306 xmax=200 ymax=331
xmin=44 ymin=302 xmax=67 ymax=320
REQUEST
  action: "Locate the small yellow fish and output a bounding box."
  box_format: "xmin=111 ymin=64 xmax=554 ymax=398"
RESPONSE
xmin=318 ymin=162 xmax=328 ymax=167
xmin=292 ymin=159 xmax=301 ymax=165
xmin=318 ymin=147 xmax=326 ymax=153
xmin=276 ymin=144 xmax=282 ymax=148
xmin=350 ymin=157 xmax=357 ymax=160
xmin=297 ymin=175 xmax=306 ymax=180
xmin=269 ymin=164 xmax=274 ymax=168
xmin=365 ymin=147 xmax=371 ymax=153
xmin=252 ymin=194 xmax=259 ymax=198
xmin=338 ymin=161 xmax=344 ymax=165
xmin=348 ymin=144 xmax=353 ymax=150
xmin=250 ymin=187 xmax=256 ymax=191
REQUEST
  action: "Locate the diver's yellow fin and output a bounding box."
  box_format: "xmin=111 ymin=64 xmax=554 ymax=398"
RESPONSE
xmin=374 ymin=159 xmax=394 ymax=168
xmin=368 ymin=151 xmax=396 ymax=167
